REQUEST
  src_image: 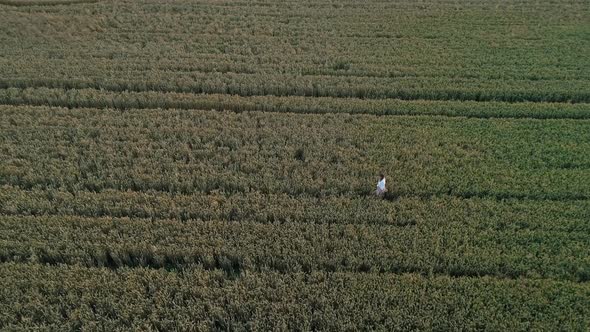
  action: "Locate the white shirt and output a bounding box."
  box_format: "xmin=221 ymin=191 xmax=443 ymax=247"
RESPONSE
xmin=377 ymin=178 xmax=386 ymax=191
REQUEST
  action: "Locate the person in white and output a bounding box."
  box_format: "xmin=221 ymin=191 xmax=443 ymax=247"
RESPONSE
xmin=375 ymin=173 xmax=387 ymax=197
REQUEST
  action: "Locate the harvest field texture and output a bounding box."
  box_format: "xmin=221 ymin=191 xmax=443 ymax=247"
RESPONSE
xmin=1 ymin=0 xmax=589 ymax=330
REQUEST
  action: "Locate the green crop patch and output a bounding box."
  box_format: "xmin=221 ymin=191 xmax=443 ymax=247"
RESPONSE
xmin=1 ymin=263 xmax=589 ymax=330
xmin=1 ymin=0 xmax=589 ymax=329
xmin=0 ymin=213 xmax=588 ymax=281
xmin=1 ymin=104 xmax=589 ymax=327
xmin=1 ymin=105 xmax=589 ymax=200
xmin=0 ymin=0 xmax=588 ymax=104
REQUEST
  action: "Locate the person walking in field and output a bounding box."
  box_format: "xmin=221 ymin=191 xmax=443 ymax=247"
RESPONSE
xmin=375 ymin=173 xmax=387 ymax=197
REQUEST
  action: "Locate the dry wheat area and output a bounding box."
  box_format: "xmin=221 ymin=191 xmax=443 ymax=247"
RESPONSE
xmin=0 ymin=0 xmax=589 ymax=330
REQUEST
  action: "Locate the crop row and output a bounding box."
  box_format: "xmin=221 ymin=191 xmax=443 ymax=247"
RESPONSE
xmin=2 ymin=263 xmax=588 ymax=331
xmin=1 ymin=0 xmax=588 ymax=103
xmin=0 ymin=214 xmax=588 ymax=281
xmin=3 ymin=0 xmax=585 ymax=66
xmin=2 ymin=87 xmax=589 ymax=119
xmin=1 ymin=47 xmax=587 ymax=85
xmin=2 ymin=185 xmax=589 ymax=232
xmin=3 ymin=49 xmax=586 ymax=82
xmin=1 ymin=105 xmax=589 ymax=200
xmin=1 ymin=75 xmax=588 ymax=104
